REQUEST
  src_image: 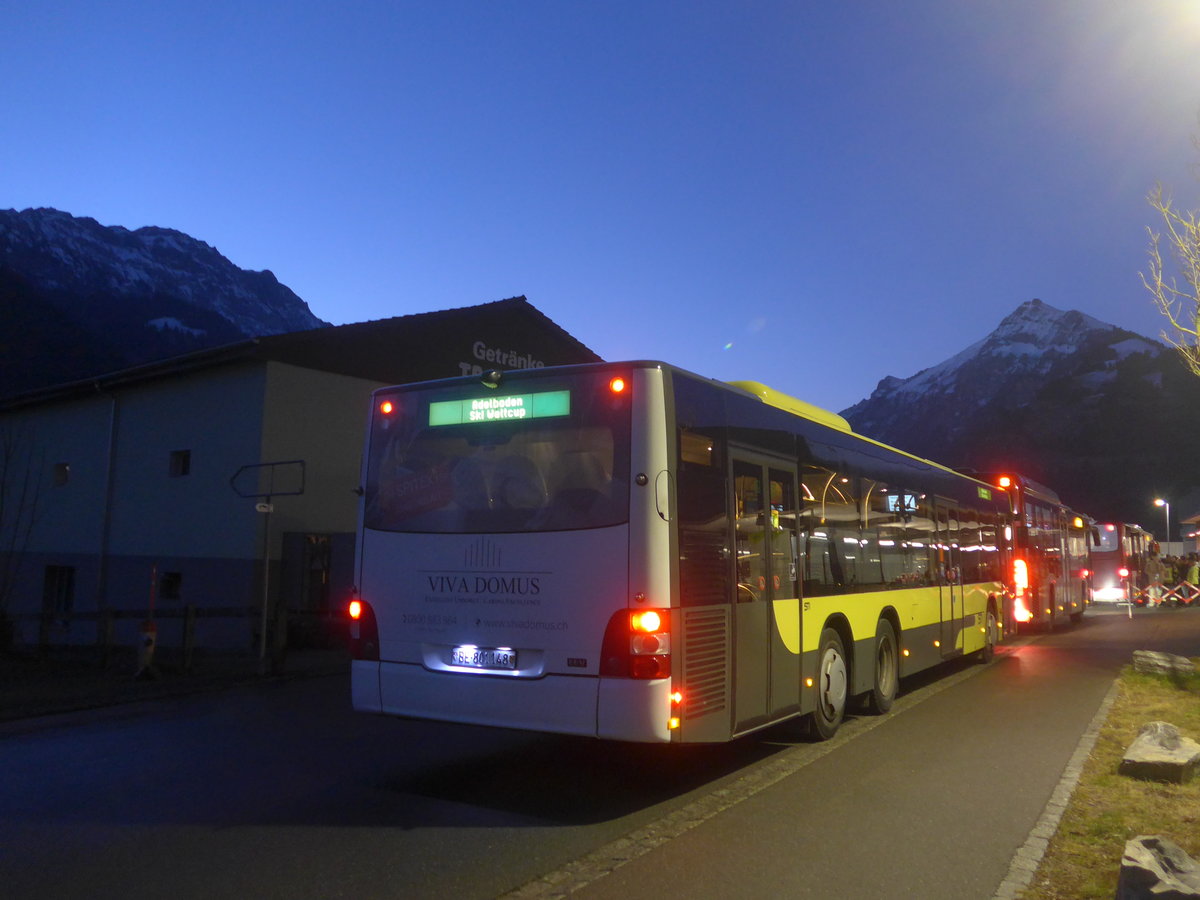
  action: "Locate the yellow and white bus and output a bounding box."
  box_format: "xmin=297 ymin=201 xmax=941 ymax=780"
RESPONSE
xmin=349 ymin=361 xmax=1009 ymax=743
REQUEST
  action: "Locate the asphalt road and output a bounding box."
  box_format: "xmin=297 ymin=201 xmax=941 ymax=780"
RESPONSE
xmin=2 ymin=606 xmax=1197 ymax=900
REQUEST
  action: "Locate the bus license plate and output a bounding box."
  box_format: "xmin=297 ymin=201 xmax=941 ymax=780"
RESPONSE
xmin=451 ymin=646 xmax=517 ymax=670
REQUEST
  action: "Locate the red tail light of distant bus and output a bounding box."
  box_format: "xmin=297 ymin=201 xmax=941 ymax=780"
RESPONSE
xmin=1011 ymin=558 xmax=1033 ymax=622
xmin=1118 ymin=567 xmax=1130 ymax=579
xmin=1012 ymin=558 xmax=1029 ymax=597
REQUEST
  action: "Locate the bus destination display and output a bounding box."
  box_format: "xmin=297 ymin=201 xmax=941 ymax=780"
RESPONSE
xmin=428 ymin=390 xmax=571 ymax=426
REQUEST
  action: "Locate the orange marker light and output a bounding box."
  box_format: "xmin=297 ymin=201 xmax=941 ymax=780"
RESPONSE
xmin=997 ymin=475 xmax=1013 ymax=488
xmin=609 ymin=376 xmax=627 ymax=394
xmin=348 ymin=599 xmax=363 ymax=620
xmin=379 ymin=400 xmax=394 ymax=415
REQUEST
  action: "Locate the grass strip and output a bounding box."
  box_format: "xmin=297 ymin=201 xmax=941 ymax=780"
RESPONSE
xmin=1020 ymin=659 xmax=1200 ymax=899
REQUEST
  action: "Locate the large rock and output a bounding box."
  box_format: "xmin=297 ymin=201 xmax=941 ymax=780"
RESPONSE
xmin=1116 ymin=835 xmax=1200 ymax=899
xmin=1133 ymin=651 xmax=1197 ymax=678
xmin=1119 ymin=722 xmax=1200 ymax=784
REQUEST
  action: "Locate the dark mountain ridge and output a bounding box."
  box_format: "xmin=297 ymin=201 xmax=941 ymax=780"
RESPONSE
xmin=842 ymin=299 xmax=1200 ymax=530
xmin=1 ymin=207 xmax=328 ymax=397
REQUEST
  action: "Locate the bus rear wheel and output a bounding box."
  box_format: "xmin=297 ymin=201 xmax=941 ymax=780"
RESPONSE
xmin=865 ymin=619 xmax=898 ymax=714
xmin=978 ymin=606 xmax=998 ymax=663
xmin=812 ymin=627 xmax=847 ymax=740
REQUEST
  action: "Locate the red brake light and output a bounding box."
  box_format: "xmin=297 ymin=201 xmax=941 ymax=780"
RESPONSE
xmin=630 ymin=609 xmax=662 ymax=633
xmin=609 ymin=376 xmax=627 ymax=394
xmin=1012 ymin=558 xmax=1029 ymax=597
xmin=1080 ymin=569 xmax=1090 ymax=578
xmin=1118 ymin=567 xmax=1130 ymax=579
xmin=379 ymin=400 xmax=395 ymax=415
xmin=346 ymin=598 xmax=378 ymax=661
xmin=997 ymin=475 xmax=1013 ymax=489
xmin=600 ymin=607 xmax=670 ymax=679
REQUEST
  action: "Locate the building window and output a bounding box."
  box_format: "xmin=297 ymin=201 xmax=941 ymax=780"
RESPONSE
xmin=169 ymin=449 xmax=191 ymax=477
xmin=54 ymin=463 xmax=70 ymax=486
xmin=159 ymin=572 xmax=183 ymax=601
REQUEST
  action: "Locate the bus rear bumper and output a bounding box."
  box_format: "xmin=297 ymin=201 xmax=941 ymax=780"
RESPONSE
xmin=352 ymin=661 xmax=673 ymax=741
xmin=366 ymin=660 xmax=603 ymax=737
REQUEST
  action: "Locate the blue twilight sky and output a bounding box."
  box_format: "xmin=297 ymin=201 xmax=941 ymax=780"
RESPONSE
xmin=3 ymin=1 xmax=1200 ymax=413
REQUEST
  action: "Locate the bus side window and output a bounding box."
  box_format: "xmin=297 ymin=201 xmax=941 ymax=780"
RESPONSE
xmin=678 ymin=432 xmax=729 ymax=607
xmin=801 ymin=466 xmax=855 ymax=595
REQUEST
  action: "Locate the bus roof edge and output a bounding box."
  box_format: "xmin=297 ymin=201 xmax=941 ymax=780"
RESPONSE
xmin=727 ymin=380 xmax=852 ymax=433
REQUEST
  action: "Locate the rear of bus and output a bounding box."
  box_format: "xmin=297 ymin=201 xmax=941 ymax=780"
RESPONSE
xmin=349 ymin=363 xmax=678 ymax=742
xmin=1090 ymin=523 xmax=1132 ymax=603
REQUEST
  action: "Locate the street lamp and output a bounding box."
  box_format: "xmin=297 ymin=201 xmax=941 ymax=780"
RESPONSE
xmin=1154 ymin=498 xmax=1171 ymax=550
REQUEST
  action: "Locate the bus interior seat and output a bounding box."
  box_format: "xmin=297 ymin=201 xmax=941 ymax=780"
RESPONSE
xmin=494 ymin=455 xmax=547 ymax=511
xmin=549 ymin=451 xmax=610 ymax=512
xmin=451 ymin=457 xmax=492 ymax=510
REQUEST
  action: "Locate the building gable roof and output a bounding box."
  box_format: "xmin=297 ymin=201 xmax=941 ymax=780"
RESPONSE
xmin=2 ymin=297 xmax=601 ymax=411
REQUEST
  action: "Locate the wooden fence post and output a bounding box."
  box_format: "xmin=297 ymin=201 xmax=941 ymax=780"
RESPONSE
xmin=98 ymin=609 xmax=115 ymax=668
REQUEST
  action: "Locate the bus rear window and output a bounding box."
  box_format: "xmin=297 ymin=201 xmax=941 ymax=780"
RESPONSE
xmin=364 ymin=372 xmax=631 ymax=533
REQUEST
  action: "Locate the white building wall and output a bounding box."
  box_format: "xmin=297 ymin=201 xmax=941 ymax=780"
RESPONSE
xmin=106 ymin=363 xmax=266 ymax=559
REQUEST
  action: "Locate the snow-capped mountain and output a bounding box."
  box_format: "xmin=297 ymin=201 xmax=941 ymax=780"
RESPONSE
xmin=0 ymin=207 xmax=328 ymax=396
xmin=842 ymin=299 xmax=1200 ymax=527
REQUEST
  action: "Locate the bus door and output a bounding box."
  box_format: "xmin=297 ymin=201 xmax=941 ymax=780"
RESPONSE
xmin=936 ymin=506 xmax=964 ymax=657
xmin=731 ymin=454 xmax=801 ymax=730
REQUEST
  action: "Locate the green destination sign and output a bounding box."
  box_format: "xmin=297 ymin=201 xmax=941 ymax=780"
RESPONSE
xmin=429 ymin=390 xmax=571 ymax=426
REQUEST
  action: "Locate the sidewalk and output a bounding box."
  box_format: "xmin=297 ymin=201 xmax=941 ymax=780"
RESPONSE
xmin=0 ymin=644 xmax=350 ymax=725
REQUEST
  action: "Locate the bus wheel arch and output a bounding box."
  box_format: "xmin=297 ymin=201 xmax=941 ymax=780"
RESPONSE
xmin=811 ymin=621 xmax=850 ymax=741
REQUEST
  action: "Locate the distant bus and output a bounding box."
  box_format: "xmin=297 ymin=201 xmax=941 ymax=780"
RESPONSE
xmin=987 ymin=474 xmax=1091 ymax=630
xmin=349 ymin=362 xmax=1011 ymax=743
xmin=1090 ymin=522 xmax=1152 ymax=604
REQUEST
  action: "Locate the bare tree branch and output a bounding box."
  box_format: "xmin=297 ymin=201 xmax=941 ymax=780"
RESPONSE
xmin=1142 ymin=182 xmax=1200 ymax=377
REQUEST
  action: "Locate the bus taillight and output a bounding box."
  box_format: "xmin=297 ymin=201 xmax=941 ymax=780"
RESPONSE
xmin=1118 ymin=567 xmax=1130 ymax=579
xmin=347 ymin=596 xmax=379 ymax=661
xmin=1013 ymin=596 xmax=1033 ymax=624
xmin=601 ymin=608 xmax=671 ymax=679
xmin=1012 ymin=559 xmax=1029 ymax=598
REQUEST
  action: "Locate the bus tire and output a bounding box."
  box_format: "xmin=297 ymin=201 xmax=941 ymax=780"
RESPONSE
xmin=978 ymin=605 xmax=998 ymax=663
xmin=812 ymin=627 xmax=848 ymax=740
xmin=866 ymin=619 xmax=898 ymax=714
